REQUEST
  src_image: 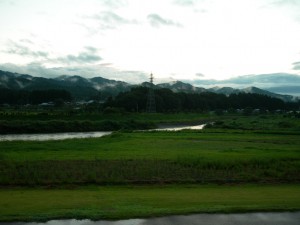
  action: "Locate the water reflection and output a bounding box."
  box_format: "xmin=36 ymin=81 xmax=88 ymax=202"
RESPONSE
xmin=1 ymin=212 xmax=299 ymax=225
xmin=0 ymin=131 xmax=112 ymax=141
xmin=154 ymin=124 xmax=205 ymax=131
xmin=0 ymin=124 xmax=205 ymax=141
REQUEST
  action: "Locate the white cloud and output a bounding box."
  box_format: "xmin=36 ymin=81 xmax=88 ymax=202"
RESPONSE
xmin=147 ymin=14 xmax=183 ymax=27
xmin=100 ymin=0 xmax=128 ymax=8
xmin=56 ymin=47 xmax=102 ymax=65
xmin=5 ymin=40 xmax=49 ymax=58
xmin=293 ymin=61 xmax=300 ymax=70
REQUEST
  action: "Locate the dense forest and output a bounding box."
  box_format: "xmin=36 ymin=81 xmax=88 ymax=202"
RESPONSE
xmin=0 ymin=89 xmax=72 ymax=105
xmin=1 ymin=87 xmax=299 ymax=112
xmin=105 ymin=87 xmax=299 ymax=112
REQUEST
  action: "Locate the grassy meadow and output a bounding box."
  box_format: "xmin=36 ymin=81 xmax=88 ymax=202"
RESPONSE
xmin=0 ymin=113 xmax=300 ymax=221
xmin=0 ymin=130 xmax=300 ymax=185
xmin=1 ymin=185 xmax=300 ymax=221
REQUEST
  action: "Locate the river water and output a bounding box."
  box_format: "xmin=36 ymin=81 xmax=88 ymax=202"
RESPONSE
xmin=0 ymin=131 xmax=112 ymax=141
xmin=0 ymin=124 xmax=206 ymax=141
xmin=1 ymin=212 xmax=299 ymax=225
xmin=154 ymin=124 xmax=206 ymax=131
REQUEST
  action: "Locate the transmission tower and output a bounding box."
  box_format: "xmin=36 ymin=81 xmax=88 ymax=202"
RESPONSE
xmin=146 ymin=73 xmax=156 ymax=113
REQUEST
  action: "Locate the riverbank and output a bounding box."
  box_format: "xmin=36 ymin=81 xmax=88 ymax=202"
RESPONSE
xmin=0 ymin=184 xmax=300 ymax=222
xmin=0 ymin=112 xmax=213 ymax=134
xmin=3 ymin=212 xmax=300 ymax=225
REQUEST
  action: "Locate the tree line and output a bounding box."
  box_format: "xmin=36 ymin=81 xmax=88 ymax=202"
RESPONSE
xmin=1 ymin=86 xmax=299 ymax=112
xmin=104 ymin=87 xmax=299 ymax=112
xmin=0 ymin=89 xmax=72 ymax=105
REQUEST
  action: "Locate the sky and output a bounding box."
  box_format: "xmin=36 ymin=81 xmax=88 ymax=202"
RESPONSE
xmin=1 ymin=0 xmax=300 ymax=84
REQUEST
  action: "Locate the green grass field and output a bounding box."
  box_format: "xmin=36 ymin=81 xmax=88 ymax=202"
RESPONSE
xmin=1 ymin=129 xmax=299 ymax=185
xmin=0 ymin=185 xmax=299 ymax=222
xmin=2 ymin=129 xmax=300 ymax=161
xmin=1 ymin=114 xmax=300 ymax=221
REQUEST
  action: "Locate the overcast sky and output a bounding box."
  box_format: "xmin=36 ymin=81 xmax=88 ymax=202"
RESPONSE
xmin=1 ymin=0 xmax=300 ymax=84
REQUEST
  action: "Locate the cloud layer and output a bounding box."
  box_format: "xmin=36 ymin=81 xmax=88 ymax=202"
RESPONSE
xmin=6 ymin=41 xmax=48 ymax=58
xmin=0 ymin=0 xmax=300 ymax=82
xmin=293 ymin=61 xmax=300 ymax=70
xmin=57 ymin=47 xmax=102 ymax=65
xmin=147 ymin=14 xmax=182 ymax=27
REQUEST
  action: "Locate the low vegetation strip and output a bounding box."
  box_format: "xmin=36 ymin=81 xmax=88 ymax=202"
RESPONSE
xmin=0 ymin=185 xmax=299 ymax=222
xmin=0 ymin=119 xmax=155 ymax=134
xmin=0 ymin=158 xmax=299 ymax=185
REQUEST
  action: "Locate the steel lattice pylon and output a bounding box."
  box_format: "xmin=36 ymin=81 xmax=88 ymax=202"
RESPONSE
xmin=146 ymin=73 xmax=156 ymax=113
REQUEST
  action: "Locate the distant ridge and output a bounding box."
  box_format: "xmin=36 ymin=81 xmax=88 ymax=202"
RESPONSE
xmin=0 ymin=70 xmax=299 ymax=102
xmin=0 ymin=70 xmax=131 ymax=100
xmin=188 ymin=73 xmax=300 ymax=96
xmin=191 ymin=73 xmax=300 ymax=87
xmin=156 ymin=81 xmax=206 ymax=93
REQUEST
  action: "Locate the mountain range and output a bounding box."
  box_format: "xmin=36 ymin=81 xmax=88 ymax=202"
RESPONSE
xmin=0 ymin=70 xmax=130 ymax=100
xmin=188 ymin=73 xmax=300 ymax=96
xmin=0 ymin=70 xmax=299 ymax=102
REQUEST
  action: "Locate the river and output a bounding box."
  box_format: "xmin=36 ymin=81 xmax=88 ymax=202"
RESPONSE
xmin=1 ymin=212 xmax=299 ymax=225
xmin=0 ymin=124 xmax=206 ymax=141
xmin=153 ymin=124 xmax=206 ymax=131
xmin=0 ymin=131 xmax=112 ymax=141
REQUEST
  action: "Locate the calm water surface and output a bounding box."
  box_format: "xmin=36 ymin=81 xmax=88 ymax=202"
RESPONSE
xmin=0 ymin=131 xmax=112 ymax=141
xmin=0 ymin=124 xmax=206 ymax=141
xmin=154 ymin=124 xmax=205 ymax=131
xmin=1 ymin=212 xmax=299 ymax=225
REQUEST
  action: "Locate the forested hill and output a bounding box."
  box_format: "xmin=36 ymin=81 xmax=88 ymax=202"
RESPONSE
xmin=0 ymin=70 xmax=131 ymax=100
xmin=0 ymin=70 xmax=299 ymax=103
xmin=104 ymin=86 xmax=299 ymax=112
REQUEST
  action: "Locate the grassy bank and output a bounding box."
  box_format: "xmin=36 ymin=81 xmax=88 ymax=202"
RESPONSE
xmin=1 ymin=130 xmax=299 ymax=185
xmin=0 ymin=184 xmax=299 ymax=222
xmin=0 ymin=119 xmax=156 ymax=134
xmin=0 ymin=112 xmax=213 ymax=134
xmin=1 ymin=111 xmax=299 ymax=134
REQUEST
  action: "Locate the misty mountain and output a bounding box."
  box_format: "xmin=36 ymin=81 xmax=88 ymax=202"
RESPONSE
xmin=241 ymin=86 xmax=298 ymax=102
xmin=0 ymin=70 xmax=299 ymax=102
xmin=157 ymin=81 xmax=206 ymax=93
xmin=223 ymin=73 xmax=300 ymax=85
xmin=0 ymin=70 xmax=131 ymax=100
xmin=143 ymin=80 xmax=295 ymax=102
xmin=207 ymin=87 xmax=240 ymax=95
xmin=163 ymin=81 xmax=298 ymax=102
xmin=206 ymin=86 xmax=298 ymax=102
xmin=190 ymin=73 xmax=300 ymax=94
xmin=265 ymin=86 xmax=300 ymax=96
xmin=194 ymin=73 xmax=300 ymax=85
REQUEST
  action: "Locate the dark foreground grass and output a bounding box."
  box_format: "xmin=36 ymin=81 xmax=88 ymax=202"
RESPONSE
xmin=1 ymin=158 xmax=299 ymax=185
xmin=0 ymin=185 xmax=299 ymax=222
